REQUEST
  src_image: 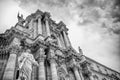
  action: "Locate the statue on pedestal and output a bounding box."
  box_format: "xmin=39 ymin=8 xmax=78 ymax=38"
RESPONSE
xmin=17 ymin=12 xmax=25 ymax=26
xmin=78 ymin=46 xmax=83 ymax=55
xmin=18 ymin=49 xmax=38 ymax=80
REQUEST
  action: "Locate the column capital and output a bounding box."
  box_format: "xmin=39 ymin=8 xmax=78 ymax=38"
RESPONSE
xmin=38 ymin=48 xmax=46 ymax=62
xmin=38 ymin=54 xmax=46 ymax=62
xmin=49 ymin=57 xmax=56 ymax=63
xmin=38 ymin=47 xmax=45 ymax=54
xmin=9 ymin=45 xmax=21 ymax=54
xmin=37 ymin=15 xmax=42 ymax=19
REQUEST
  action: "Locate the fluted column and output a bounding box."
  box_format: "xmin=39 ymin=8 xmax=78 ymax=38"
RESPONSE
xmin=60 ymin=33 xmax=65 ymax=48
xmin=49 ymin=49 xmax=58 ymax=80
xmin=3 ymin=53 xmax=17 ymax=80
xmin=33 ymin=20 xmax=38 ymax=38
xmin=62 ymin=31 xmax=71 ymax=47
xmin=38 ymin=48 xmax=46 ymax=80
xmin=44 ymin=14 xmax=51 ymax=36
xmin=31 ymin=66 xmax=37 ymax=80
xmin=50 ymin=58 xmax=58 ymax=80
xmin=3 ymin=38 xmax=20 ymax=80
xmin=73 ymin=67 xmax=82 ymax=80
xmin=38 ymin=16 xmax=42 ymax=35
xmin=56 ymin=34 xmax=62 ymax=47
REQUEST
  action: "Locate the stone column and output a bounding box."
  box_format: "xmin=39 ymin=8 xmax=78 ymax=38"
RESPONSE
xmin=49 ymin=49 xmax=58 ymax=80
xmin=56 ymin=34 xmax=62 ymax=48
xmin=38 ymin=16 xmax=42 ymax=35
xmin=44 ymin=14 xmax=51 ymax=36
xmin=3 ymin=53 xmax=17 ymax=80
xmin=31 ymin=66 xmax=37 ymax=80
xmin=33 ymin=20 xmax=38 ymax=38
xmin=50 ymin=58 xmax=58 ymax=80
xmin=73 ymin=67 xmax=82 ymax=80
xmin=79 ymin=69 xmax=84 ymax=80
xmin=3 ymin=38 xmax=20 ymax=80
xmin=60 ymin=33 xmax=65 ymax=48
xmin=38 ymin=48 xmax=46 ymax=80
xmin=62 ymin=31 xmax=71 ymax=47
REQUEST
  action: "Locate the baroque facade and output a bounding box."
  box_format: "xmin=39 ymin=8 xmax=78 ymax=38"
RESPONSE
xmin=0 ymin=9 xmax=120 ymax=80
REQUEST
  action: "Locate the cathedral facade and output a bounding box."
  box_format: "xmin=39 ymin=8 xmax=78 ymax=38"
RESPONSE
xmin=0 ymin=10 xmax=120 ymax=80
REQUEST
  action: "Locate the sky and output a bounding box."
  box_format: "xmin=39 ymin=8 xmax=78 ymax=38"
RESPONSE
xmin=0 ymin=0 xmax=120 ymax=72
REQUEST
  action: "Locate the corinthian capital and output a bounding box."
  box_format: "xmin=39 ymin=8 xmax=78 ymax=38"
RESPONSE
xmin=9 ymin=45 xmax=21 ymax=54
xmin=38 ymin=54 xmax=46 ymax=62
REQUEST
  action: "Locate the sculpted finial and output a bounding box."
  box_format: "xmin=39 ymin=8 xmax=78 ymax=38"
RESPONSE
xmin=17 ymin=12 xmax=25 ymax=26
xmin=78 ymin=46 xmax=83 ymax=55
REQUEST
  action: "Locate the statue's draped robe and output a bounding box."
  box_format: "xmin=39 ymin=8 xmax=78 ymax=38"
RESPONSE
xmin=18 ymin=52 xmax=38 ymax=80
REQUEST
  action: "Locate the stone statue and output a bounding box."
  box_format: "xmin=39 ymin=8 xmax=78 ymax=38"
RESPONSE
xmin=78 ymin=46 xmax=83 ymax=55
xmin=17 ymin=12 xmax=25 ymax=26
xmin=18 ymin=49 xmax=38 ymax=80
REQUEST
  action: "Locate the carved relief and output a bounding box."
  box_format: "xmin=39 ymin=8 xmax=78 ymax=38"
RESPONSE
xmin=57 ymin=67 xmax=66 ymax=80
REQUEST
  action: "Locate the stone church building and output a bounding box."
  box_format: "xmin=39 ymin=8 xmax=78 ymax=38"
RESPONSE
xmin=0 ymin=10 xmax=120 ymax=80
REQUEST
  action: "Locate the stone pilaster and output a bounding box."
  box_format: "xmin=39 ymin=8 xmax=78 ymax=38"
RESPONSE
xmin=31 ymin=66 xmax=37 ymax=80
xmin=3 ymin=38 xmax=20 ymax=80
xmin=3 ymin=53 xmax=17 ymax=80
xmin=73 ymin=67 xmax=82 ymax=80
xmin=49 ymin=49 xmax=58 ymax=80
xmin=44 ymin=13 xmax=51 ymax=36
xmin=33 ymin=20 xmax=38 ymax=38
xmin=62 ymin=31 xmax=71 ymax=47
xmin=79 ymin=68 xmax=84 ymax=80
xmin=56 ymin=34 xmax=62 ymax=48
xmin=69 ymin=58 xmax=83 ymax=80
xmin=60 ymin=33 xmax=65 ymax=48
xmin=38 ymin=16 xmax=42 ymax=35
xmin=38 ymin=48 xmax=46 ymax=80
xmin=49 ymin=58 xmax=58 ymax=80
